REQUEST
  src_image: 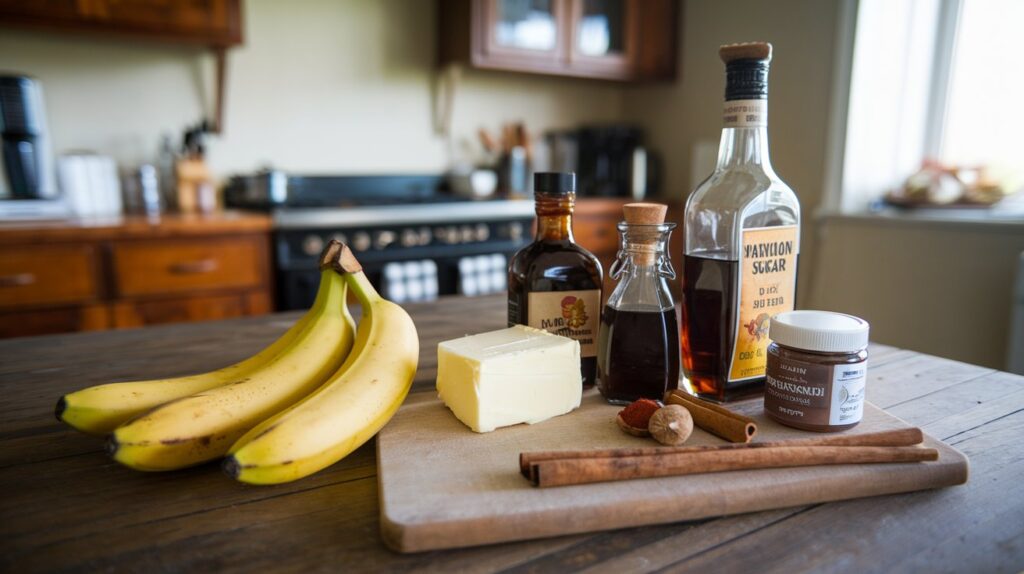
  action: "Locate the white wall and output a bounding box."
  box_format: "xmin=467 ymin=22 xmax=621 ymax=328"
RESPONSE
xmin=0 ymin=0 xmax=626 ymax=178
xmin=809 ymin=216 xmax=1024 ymax=370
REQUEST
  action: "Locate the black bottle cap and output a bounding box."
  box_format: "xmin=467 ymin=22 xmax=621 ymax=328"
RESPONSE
xmin=720 ymin=42 xmax=771 ymax=101
xmin=725 ymin=59 xmax=769 ymax=101
xmin=534 ymin=172 xmax=576 ymax=195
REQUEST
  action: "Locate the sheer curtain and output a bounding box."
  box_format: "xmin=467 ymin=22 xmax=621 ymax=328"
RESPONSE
xmin=837 ymin=0 xmax=950 ymax=213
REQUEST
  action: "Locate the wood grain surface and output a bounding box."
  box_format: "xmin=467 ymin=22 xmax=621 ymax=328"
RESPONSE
xmin=1 ymin=294 xmax=1022 ymax=572
xmin=378 ymin=394 xmax=966 ymax=553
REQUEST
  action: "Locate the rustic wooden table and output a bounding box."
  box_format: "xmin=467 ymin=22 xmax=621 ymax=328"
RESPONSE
xmin=2 ymin=295 xmax=1022 ymax=572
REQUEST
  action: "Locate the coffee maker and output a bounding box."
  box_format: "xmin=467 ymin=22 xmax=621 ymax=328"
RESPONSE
xmin=0 ymin=75 xmax=57 ymax=199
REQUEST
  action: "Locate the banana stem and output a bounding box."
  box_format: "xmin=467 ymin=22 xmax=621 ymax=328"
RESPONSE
xmin=311 ymin=270 xmax=347 ymax=313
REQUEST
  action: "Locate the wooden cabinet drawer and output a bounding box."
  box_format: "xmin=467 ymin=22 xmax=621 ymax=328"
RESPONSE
xmin=0 ymin=304 xmax=109 ymax=337
xmin=574 ymin=216 xmax=621 ymax=256
xmin=112 ymin=292 xmax=271 ymax=328
xmin=112 ymin=237 xmax=266 ymax=297
xmin=0 ymin=245 xmax=101 ymax=309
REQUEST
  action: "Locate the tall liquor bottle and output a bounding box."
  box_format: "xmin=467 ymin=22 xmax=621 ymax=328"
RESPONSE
xmin=681 ymin=42 xmax=801 ymax=402
xmin=509 ymin=172 xmax=603 ymax=388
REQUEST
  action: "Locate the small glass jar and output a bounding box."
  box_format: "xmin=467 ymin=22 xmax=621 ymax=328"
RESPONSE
xmin=596 ymin=218 xmax=680 ymax=404
xmin=764 ymin=311 xmax=869 ymax=432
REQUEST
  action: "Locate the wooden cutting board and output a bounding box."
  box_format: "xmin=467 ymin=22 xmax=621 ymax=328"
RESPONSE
xmin=377 ymin=390 xmax=968 ymax=553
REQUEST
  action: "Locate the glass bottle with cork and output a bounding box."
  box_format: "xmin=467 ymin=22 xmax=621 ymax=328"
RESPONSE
xmin=597 ymin=203 xmax=680 ymax=404
xmin=508 ymin=172 xmax=603 ymax=388
xmin=681 ymin=42 xmax=801 ymax=402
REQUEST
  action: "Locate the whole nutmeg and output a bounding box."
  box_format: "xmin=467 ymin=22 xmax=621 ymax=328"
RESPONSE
xmin=648 ymin=405 xmax=694 ymax=446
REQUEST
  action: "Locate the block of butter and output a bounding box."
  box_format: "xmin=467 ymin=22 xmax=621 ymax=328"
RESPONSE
xmin=436 ymin=325 xmax=582 ymax=433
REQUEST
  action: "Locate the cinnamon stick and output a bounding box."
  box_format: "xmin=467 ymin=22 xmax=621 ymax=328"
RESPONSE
xmin=519 ymin=427 xmax=924 ymax=480
xmin=663 ymin=389 xmax=758 ymax=443
xmin=530 ymin=445 xmax=939 ymax=488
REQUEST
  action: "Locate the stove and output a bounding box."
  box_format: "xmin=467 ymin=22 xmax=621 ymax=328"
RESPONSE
xmin=225 ymin=172 xmax=534 ymax=310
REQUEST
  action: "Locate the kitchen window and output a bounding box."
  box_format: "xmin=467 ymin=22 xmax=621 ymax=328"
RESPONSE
xmin=828 ymin=0 xmax=1024 ymax=214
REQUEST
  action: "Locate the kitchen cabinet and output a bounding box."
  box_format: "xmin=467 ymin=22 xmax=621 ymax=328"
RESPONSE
xmin=0 ymin=0 xmax=243 ymax=46
xmin=0 ymin=212 xmax=272 ymax=338
xmin=573 ymin=198 xmax=683 ymax=300
xmin=438 ymin=0 xmax=677 ymax=82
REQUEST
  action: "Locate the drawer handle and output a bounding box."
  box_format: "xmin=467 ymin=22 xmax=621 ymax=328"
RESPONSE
xmin=169 ymin=259 xmax=219 ymax=275
xmin=0 ymin=273 xmax=36 ymax=287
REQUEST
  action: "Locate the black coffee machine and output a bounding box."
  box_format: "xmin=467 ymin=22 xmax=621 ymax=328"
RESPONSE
xmin=0 ymin=75 xmax=55 ymax=199
xmin=547 ymin=125 xmax=659 ymax=199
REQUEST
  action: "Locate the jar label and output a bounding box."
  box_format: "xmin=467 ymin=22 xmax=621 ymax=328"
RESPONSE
xmin=728 ymin=225 xmax=798 ymax=382
xmin=829 ymin=362 xmax=867 ymax=426
xmin=528 ymin=290 xmax=600 ymax=357
xmin=723 ymin=99 xmax=767 ymax=128
xmin=764 ymin=354 xmax=867 ymax=427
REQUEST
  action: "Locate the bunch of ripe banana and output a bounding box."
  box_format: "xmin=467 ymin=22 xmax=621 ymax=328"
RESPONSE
xmin=55 ymin=240 xmax=419 ymax=485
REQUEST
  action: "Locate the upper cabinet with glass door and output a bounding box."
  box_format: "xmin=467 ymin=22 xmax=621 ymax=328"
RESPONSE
xmin=439 ymin=0 xmax=677 ymax=81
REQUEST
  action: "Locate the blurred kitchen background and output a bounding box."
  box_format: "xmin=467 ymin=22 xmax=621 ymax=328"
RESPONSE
xmin=0 ymin=0 xmax=1021 ymax=373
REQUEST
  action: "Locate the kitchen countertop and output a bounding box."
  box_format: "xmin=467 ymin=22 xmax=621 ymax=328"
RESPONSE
xmin=0 ymin=211 xmax=272 ymax=244
xmin=2 ymin=294 xmax=1022 ymax=572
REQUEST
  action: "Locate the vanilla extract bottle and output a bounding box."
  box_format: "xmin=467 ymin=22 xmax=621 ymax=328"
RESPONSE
xmin=597 ymin=203 xmax=680 ymax=404
xmin=508 ymin=172 xmax=603 ymax=388
xmin=681 ymin=42 xmax=801 ymax=402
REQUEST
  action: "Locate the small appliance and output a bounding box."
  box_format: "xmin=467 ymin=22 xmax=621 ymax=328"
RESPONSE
xmin=0 ymin=75 xmax=56 ymax=199
xmin=547 ymin=125 xmax=658 ymax=199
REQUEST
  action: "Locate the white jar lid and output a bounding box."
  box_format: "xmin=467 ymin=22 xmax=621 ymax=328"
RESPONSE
xmin=769 ymin=310 xmax=869 ymax=353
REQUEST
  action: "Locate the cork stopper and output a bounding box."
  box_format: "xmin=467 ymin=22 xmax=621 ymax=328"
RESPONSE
xmin=719 ymin=42 xmax=772 ymax=63
xmin=621 ymin=203 xmax=669 ymax=265
xmin=623 ymin=203 xmax=668 ymax=225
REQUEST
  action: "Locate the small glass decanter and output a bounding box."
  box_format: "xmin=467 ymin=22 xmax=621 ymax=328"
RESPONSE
xmin=596 ymin=203 xmax=681 ymax=404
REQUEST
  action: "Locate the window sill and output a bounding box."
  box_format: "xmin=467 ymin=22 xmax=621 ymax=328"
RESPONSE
xmin=816 ymin=203 xmax=1024 ymax=232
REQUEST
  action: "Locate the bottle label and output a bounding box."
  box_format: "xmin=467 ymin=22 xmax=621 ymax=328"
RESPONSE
xmin=728 ymin=225 xmax=798 ymax=382
xmin=528 ymin=290 xmax=600 ymax=357
xmin=723 ymin=99 xmax=767 ymax=128
xmin=764 ymin=355 xmax=866 ymax=427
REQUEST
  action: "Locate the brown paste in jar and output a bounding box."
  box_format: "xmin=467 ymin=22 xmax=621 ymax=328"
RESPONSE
xmin=765 ymin=343 xmax=868 ymax=431
xmin=763 ymin=310 xmax=870 ymax=432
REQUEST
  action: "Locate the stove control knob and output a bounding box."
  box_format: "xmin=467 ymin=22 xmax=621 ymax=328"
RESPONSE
xmin=460 ymin=225 xmax=475 ymax=243
xmin=330 ymin=233 xmax=348 ymax=246
xmin=508 ymin=222 xmax=524 ymax=241
xmin=302 ymin=234 xmax=324 ymax=256
xmin=352 ymin=231 xmax=372 ymax=252
xmin=443 ymin=226 xmax=459 ymax=244
xmin=400 ymin=228 xmax=419 ymax=248
xmin=474 ymin=223 xmax=490 ymax=242
xmin=418 ymin=227 xmax=432 ymax=246
xmin=375 ymin=230 xmax=396 ymax=249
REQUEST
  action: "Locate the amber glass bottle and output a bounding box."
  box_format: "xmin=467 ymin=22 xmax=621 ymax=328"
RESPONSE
xmin=508 ymin=172 xmax=603 ymax=388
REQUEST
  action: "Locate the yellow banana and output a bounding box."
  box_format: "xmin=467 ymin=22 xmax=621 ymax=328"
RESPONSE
xmin=110 ymin=257 xmax=356 ymax=471
xmin=225 ymin=244 xmax=418 ymax=485
xmin=56 ymin=307 xmax=314 ymax=435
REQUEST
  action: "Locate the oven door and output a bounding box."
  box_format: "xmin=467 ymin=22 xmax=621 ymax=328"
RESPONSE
xmin=274 ymin=220 xmax=530 ymax=310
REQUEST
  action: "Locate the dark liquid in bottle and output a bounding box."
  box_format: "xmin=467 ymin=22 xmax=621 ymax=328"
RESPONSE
xmin=680 ymin=255 xmax=747 ymax=402
xmin=681 ymin=254 xmax=798 ymax=402
xmin=597 ymin=306 xmax=680 ymax=403
xmin=508 ymin=239 xmax=603 ymax=388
